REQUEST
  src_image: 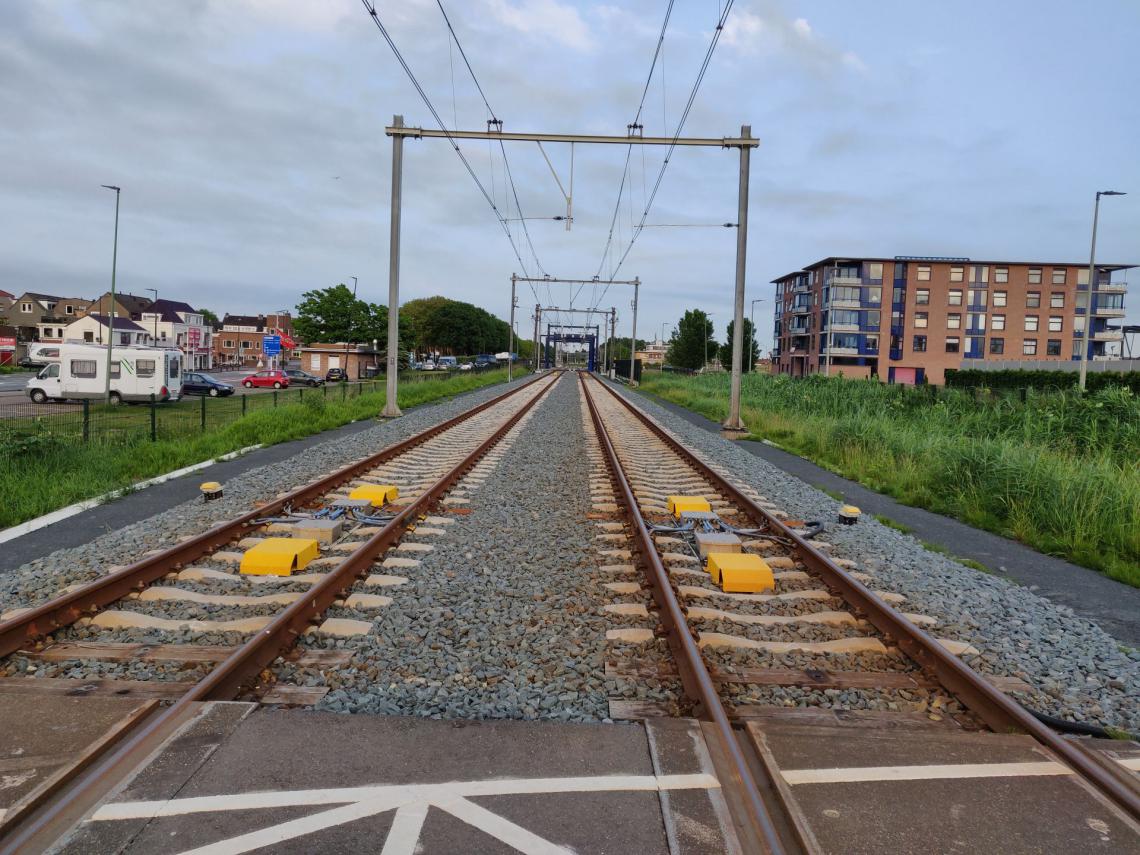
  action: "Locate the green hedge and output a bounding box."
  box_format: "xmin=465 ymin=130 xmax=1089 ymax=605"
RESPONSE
xmin=944 ymin=368 xmax=1140 ymax=394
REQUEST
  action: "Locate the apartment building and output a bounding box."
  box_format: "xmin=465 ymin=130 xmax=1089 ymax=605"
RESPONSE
xmin=772 ymin=257 xmax=1133 ymax=384
xmin=139 ymin=299 xmax=213 ymax=369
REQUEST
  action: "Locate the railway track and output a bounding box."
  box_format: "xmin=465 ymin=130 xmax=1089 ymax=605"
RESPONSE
xmin=578 ymin=370 xmax=1140 ymax=852
xmin=0 ymin=371 xmax=559 ymax=852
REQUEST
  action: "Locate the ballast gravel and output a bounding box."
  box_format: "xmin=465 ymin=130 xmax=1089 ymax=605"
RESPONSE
xmin=610 ymin=381 xmax=1139 ymax=733
xmin=0 ymin=378 xmax=531 ymax=613
xmin=284 ymin=373 xmax=680 ymax=721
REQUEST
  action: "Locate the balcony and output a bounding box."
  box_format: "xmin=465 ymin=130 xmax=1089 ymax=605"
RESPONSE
xmin=1093 ymin=303 xmax=1126 ymax=318
xmin=1092 ymin=329 xmax=1123 ymax=342
xmin=1095 ymin=281 xmax=1127 ymax=294
xmin=828 ymin=322 xmax=859 ymax=333
xmin=830 ymin=276 xmax=862 ymax=286
xmin=790 ymin=305 xmax=813 ymax=316
xmin=830 ymin=297 xmax=861 ymax=310
xmin=824 ymin=345 xmax=857 ymax=356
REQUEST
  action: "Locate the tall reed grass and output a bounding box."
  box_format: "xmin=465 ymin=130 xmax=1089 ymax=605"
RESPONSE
xmin=639 ymin=372 xmax=1140 ymax=586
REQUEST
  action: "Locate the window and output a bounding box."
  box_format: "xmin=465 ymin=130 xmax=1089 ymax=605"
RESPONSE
xmin=945 ymin=337 xmax=960 ymax=353
xmin=914 ymin=312 xmax=928 ymax=329
xmin=912 ymin=335 xmax=927 ymax=352
xmin=136 ymin=359 xmax=156 ymax=378
xmin=1022 ymin=339 xmax=1037 ymax=356
xmin=119 ymin=333 xmax=130 ymax=345
xmin=83 ymin=331 xmax=94 ymax=342
xmin=70 ymin=359 xmax=97 ymax=378
xmin=1074 ymin=315 xmax=1086 ymax=333
xmin=867 ymin=262 xmax=883 ymax=280
xmin=223 ymin=339 xmax=235 ymax=348
xmin=866 ymin=310 xmax=881 ymax=327
xmin=991 ymin=314 xmax=1006 ymax=331
xmin=990 ymin=337 xmax=1005 ymax=355
xmin=968 ymin=289 xmax=987 ymax=307
xmin=1048 ymin=316 xmax=1063 ymax=332
xmin=832 ymin=286 xmax=861 ymax=303
xmin=864 ymin=335 xmax=879 ymax=353
xmin=831 ymin=309 xmax=861 ymax=327
xmin=968 ymin=313 xmax=986 ymax=331
xmin=110 ymin=362 xmax=120 ymax=379
xmin=20 ymin=302 xmax=32 ymax=313
xmin=1024 ymin=316 xmax=1039 ymax=332
xmin=993 ymin=290 xmax=1008 ymax=307
xmin=947 ymin=313 xmax=962 ymax=329
xmin=1072 ymin=340 xmax=1084 ymax=358
xmin=1026 ymin=291 xmax=1041 ymax=308
xmin=915 ymin=289 xmax=930 ymax=305
xmin=866 ymin=287 xmax=882 ymax=305
xmin=995 ymin=267 xmax=1009 ymax=283
xmin=1052 ymin=268 xmax=1066 ymax=285
xmin=241 ymin=341 xmax=253 ymax=349
xmin=948 ymin=289 xmax=963 ymax=306
xmin=1046 ymin=339 xmax=1062 ymax=356
xmin=65 ymin=305 xmax=74 ymax=315
xmin=950 ymin=266 xmax=964 ymax=282
xmin=1077 ymin=268 xmax=1090 ymax=286
xmin=971 ymin=265 xmax=989 ymax=283
xmin=1028 ymin=268 xmax=1042 ymax=284
xmin=1075 ymin=292 xmax=1088 ymax=310
xmin=917 ymin=266 xmax=931 ymax=281
xmin=46 ymin=302 xmax=56 ymax=311
xmin=1050 ymin=292 xmax=1065 ymax=309
xmin=169 ymin=359 xmax=179 ymax=378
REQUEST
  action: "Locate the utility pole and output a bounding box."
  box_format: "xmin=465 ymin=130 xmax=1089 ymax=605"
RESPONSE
xmin=146 ymin=287 xmax=158 ymax=345
xmin=749 ymin=298 xmax=764 ymax=373
xmin=610 ymin=308 xmax=617 ymax=379
xmin=1080 ymin=190 xmax=1126 ymax=390
xmin=345 ymin=275 xmax=358 ymax=380
xmin=382 ymin=115 xmax=404 ymax=417
xmin=629 ymin=277 xmax=640 ymax=385
xmin=533 ymin=304 xmax=540 ymax=371
xmin=724 ymin=125 xmax=752 ymax=432
xmin=508 ymin=275 xmax=517 ymax=382
xmin=100 ymin=184 xmax=120 ymax=406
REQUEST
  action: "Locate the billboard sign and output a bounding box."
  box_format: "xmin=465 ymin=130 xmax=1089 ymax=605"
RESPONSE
xmin=263 ymin=335 xmax=282 ymax=356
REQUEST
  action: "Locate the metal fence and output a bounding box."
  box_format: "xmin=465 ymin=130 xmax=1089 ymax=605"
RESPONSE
xmin=0 ymin=374 xmax=444 ymax=447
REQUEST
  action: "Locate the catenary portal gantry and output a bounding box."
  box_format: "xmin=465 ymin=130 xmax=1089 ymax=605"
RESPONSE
xmin=383 ymin=118 xmax=759 ymax=424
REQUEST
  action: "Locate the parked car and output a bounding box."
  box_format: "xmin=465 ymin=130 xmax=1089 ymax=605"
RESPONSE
xmin=182 ymin=372 xmax=235 ymax=397
xmin=421 ymin=360 xmax=436 ymax=371
xmin=458 ymin=362 xmax=473 ymax=371
xmin=242 ymin=370 xmax=289 ymax=389
xmin=474 ymin=354 xmax=497 ymax=368
xmin=285 ymin=368 xmax=324 ymax=387
xmin=437 ymin=356 xmax=458 ymax=370
xmin=17 ymin=355 xmax=41 ymax=369
xmin=325 ymin=367 xmax=347 ymax=382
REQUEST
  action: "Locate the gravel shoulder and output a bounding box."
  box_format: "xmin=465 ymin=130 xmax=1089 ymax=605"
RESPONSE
xmin=609 ymin=380 xmax=1139 ymax=733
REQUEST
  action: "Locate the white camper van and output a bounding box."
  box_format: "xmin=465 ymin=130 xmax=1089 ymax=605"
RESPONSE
xmin=26 ymin=343 xmax=181 ymax=404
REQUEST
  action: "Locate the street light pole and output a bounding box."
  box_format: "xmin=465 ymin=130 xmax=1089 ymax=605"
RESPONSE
xmin=1079 ymin=190 xmax=1126 ymax=391
xmin=100 ymin=185 xmax=120 ymax=405
xmin=383 ymin=115 xmax=404 ymax=417
xmin=146 ymin=287 xmax=158 ymax=345
xmin=705 ymin=314 xmax=714 ymax=372
xmin=508 ymin=275 xmax=517 ymax=382
xmin=749 ymin=298 xmax=764 ymax=373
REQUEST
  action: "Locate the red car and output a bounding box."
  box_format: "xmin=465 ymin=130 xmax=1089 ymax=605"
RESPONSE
xmin=242 ymin=370 xmax=290 ymax=389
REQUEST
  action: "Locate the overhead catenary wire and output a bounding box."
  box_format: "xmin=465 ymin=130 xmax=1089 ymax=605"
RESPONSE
xmin=360 ymin=0 xmax=538 ymax=289
xmin=591 ymin=0 xmax=735 ymax=311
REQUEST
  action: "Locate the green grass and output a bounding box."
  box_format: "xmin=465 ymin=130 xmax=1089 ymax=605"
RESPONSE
xmin=0 ymin=365 xmax=32 ymax=375
xmin=873 ymin=514 xmax=913 ymax=534
xmin=639 ymin=372 xmax=1140 ymax=587
xmin=0 ymin=369 xmax=510 ymax=529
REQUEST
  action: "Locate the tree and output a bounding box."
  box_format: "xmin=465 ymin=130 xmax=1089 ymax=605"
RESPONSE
xmin=293 ymin=283 xmax=411 ymax=350
xmin=717 ymin=318 xmax=760 ymax=372
xmin=200 ymin=308 xmax=220 ymax=327
xmin=401 ymin=296 xmax=510 ymax=355
xmin=666 ymin=309 xmax=717 ymax=370
xmin=600 ymin=336 xmax=646 ymax=362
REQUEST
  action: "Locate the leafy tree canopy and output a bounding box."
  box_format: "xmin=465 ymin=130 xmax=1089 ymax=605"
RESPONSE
xmin=200 ymin=308 xmax=220 ymax=327
xmin=293 ymin=283 xmax=411 ymax=349
xmin=717 ymin=318 xmax=760 ymax=372
xmin=666 ymin=309 xmax=718 ymax=370
xmin=402 ymin=296 xmax=510 ymax=355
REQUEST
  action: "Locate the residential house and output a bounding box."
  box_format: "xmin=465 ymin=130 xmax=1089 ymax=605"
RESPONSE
xmin=140 ymin=298 xmax=213 ymax=369
xmin=64 ymin=314 xmax=153 ymax=347
xmin=298 ymin=343 xmax=383 ymax=379
xmin=9 ymin=292 xmax=62 ymax=357
xmin=85 ymin=292 xmax=153 ymax=322
xmin=212 ymin=312 xmax=294 ymax=368
xmin=36 ymin=297 xmax=92 ymax=342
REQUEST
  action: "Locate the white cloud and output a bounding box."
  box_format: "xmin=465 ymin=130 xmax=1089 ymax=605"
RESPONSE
xmin=720 ymin=3 xmax=865 ymax=76
xmin=485 ymin=0 xmax=592 ymax=50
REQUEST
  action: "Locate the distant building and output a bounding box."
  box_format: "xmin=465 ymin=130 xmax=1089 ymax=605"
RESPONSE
xmin=140 ymin=298 xmax=213 ymax=369
xmin=35 ymin=297 xmax=92 ymax=342
xmin=634 ymin=338 xmax=668 ymax=367
xmin=85 ymin=292 xmax=152 ymax=322
xmin=212 ymin=312 xmax=294 ymax=368
xmin=773 ymin=257 xmax=1133 ymax=384
xmin=7 ymin=292 xmax=92 ymax=357
xmin=298 ymin=343 xmax=383 ymax=380
xmin=65 ymin=314 xmax=153 ymax=347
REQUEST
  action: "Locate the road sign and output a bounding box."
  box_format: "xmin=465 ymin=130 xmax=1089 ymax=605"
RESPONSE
xmin=188 ymin=327 xmax=201 ymax=347
xmin=263 ymin=335 xmax=281 ymax=356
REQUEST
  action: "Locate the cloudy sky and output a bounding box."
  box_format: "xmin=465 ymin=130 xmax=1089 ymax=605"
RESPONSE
xmin=2 ymin=0 xmax=1138 ymax=349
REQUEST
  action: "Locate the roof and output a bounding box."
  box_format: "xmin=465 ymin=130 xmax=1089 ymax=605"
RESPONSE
xmin=86 ymin=314 xmax=146 ymax=332
xmin=19 ymin=292 xmax=62 ymax=303
xmin=0 ymin=290 xmax=13 ymax=299
xmin=146 ymin=298 xmax=198 ymax=323
xmin=771 ymin=257 xmax=1137 ymax=283
xmin=222 ymin=314 xmax=265 ymax=330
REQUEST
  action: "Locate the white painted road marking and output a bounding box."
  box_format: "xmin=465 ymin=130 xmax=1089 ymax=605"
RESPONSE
xmin=782 ymin=757 xmax=1140 ymax=785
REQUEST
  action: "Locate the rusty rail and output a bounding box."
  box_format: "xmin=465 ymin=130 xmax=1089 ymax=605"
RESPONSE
xmin=578 ymin=373 xmax=788 ymax=855
xmin=0 ymin=372 xmax=560 ymax=854
xmin=588 ymin=373 xmax=1140 ymax=824
xmin=0 ymin=373 xmax=545 ymax=659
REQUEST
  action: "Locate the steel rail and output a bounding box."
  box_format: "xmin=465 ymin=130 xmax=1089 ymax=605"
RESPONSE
xmin=0 ymin=374 xmax=546 ymax=659
xmin=0 ymin=372 xmax=562 ymax=854
xmin=588 ymin=374 xmax=1140 ymax=823
xmin=577 ymin=373 xmax=786 ymax=855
